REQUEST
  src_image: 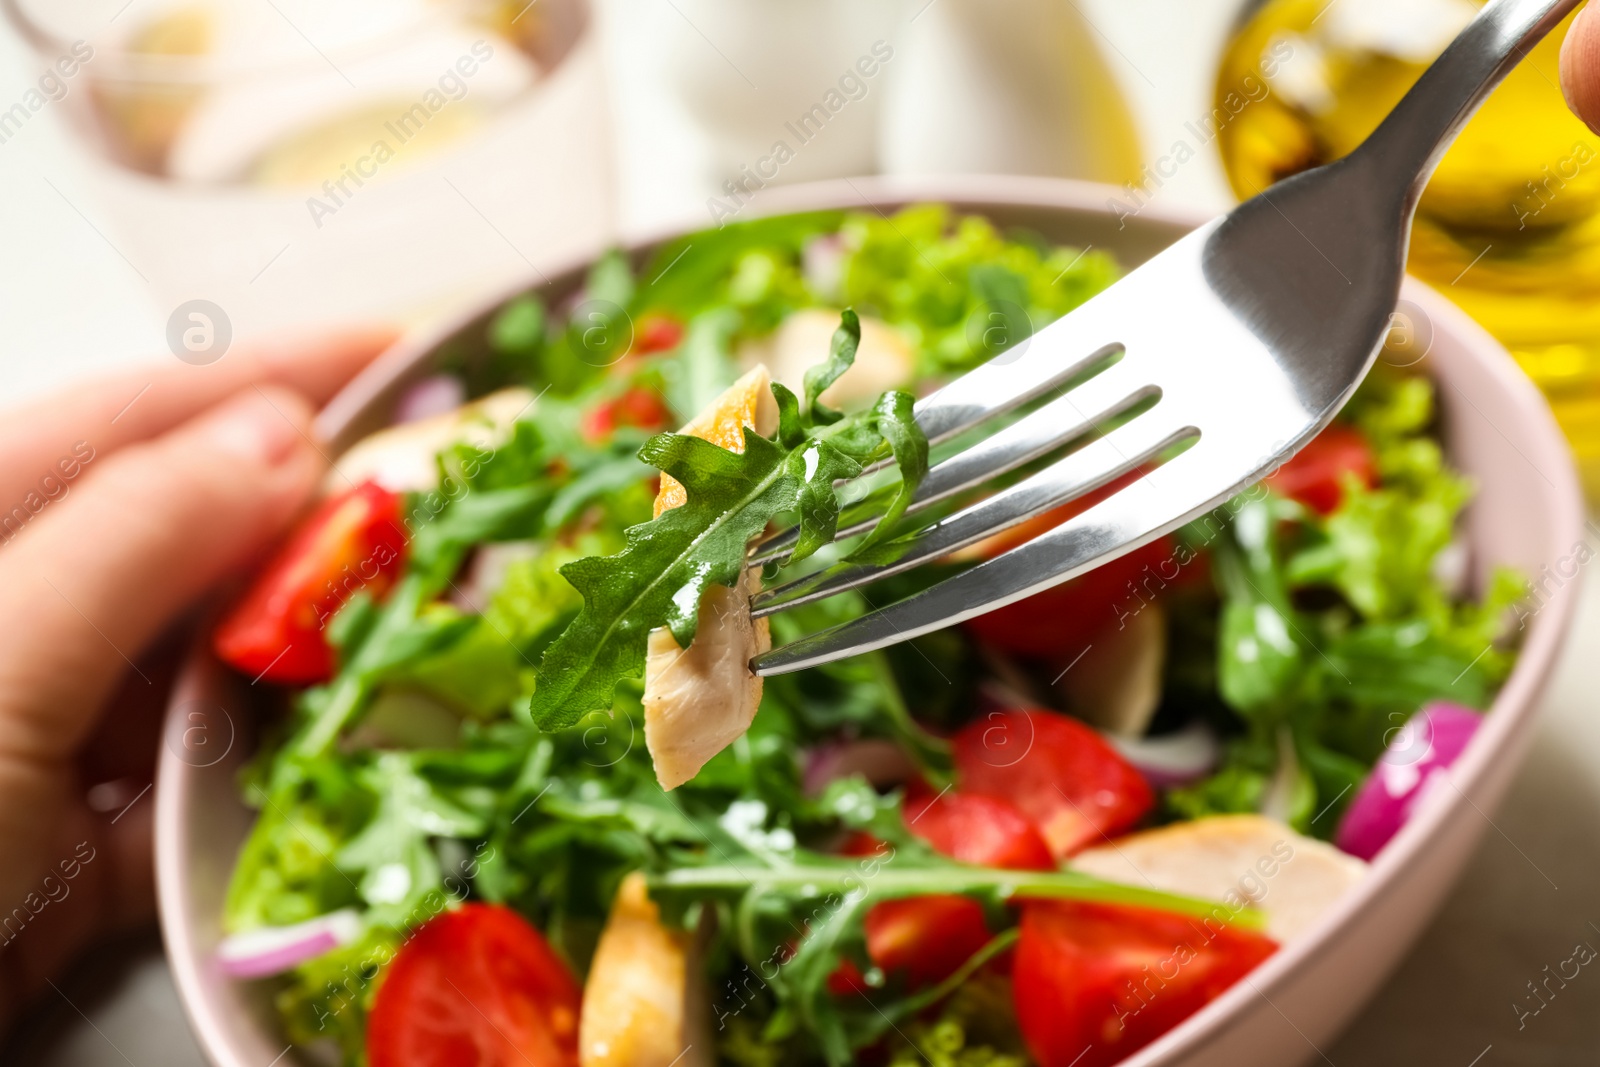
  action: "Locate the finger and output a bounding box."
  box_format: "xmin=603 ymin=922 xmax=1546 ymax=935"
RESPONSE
xmin=0 ymin=790 xmax=150 ymax=1020
xmin=0 ymin=647 xmax=169 ymax=1017
xmin=0 ymin=386 xmax=324 ymax=763
xmin=1562 ymin=3 xmax=1600 ymax=134
xmin=0 ymin=326 xmax=393 ymax=512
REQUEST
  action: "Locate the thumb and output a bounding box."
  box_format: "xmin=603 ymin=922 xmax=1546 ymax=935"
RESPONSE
xmin=1561 ymin=4 xmax=1600 ymax=133
xmin=0 ymin=386 xmax=324 ymax=762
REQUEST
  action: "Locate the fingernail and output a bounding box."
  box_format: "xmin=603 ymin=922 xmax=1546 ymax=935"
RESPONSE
xmin=203 ymin=390 xmax=306 ymax=465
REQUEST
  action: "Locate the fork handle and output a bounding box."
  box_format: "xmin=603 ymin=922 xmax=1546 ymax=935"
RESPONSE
xmin=1354 ymin=0 xmax=1585 ymax=207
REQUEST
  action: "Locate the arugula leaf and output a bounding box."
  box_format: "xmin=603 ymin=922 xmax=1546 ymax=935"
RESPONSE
xmin=526 ymin=429 xmax=794 ymax=728
xmin=804 ymin=309 xmax=860 ymax=424
xmin=787 ymin=438 xmax=868 ymax=566
xmin=846 ymin=390 xmax=929 ymax=563
xmin=527 ymin=317 xmax=928 ymax=730
xmin=337 ymin=753 xmax=485 ymax=918
xmin=649 ymin=782 xmax=1255 ymax=1067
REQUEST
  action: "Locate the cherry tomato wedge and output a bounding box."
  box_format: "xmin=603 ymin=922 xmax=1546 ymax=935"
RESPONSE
xmin=367 ymin=904 xmax=582 ymax=1067
xmin=828 ymin=790 xmax=1051 ymax=995
xmin=1264 ymin=423 xmax=1376 ymax=515
xmin=961 ymin=470 xmax=1180 ymax=661
xmin=903 ymin=787 xmax=1055 ymax=872
xmin=963 ymin=538 xmax=1173 ymax=660
xmin=1013 ymin=900 xmax=1277 ymax=1067
xmin=581 ymin=387 xmax=672 ymax=443
xmin=953 ymin=708 xmax=1152 ymax=859
xmin=633 ymin=313 xmax=685 ymax=355
xmin=827 ymin=894 xmax=997 ymax=995
xmin=213 ymin=481 xmax=407 ymax=685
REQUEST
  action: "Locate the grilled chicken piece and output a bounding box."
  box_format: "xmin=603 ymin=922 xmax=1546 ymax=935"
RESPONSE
xmin=579 ymin=873 xmax=710 ymax=1067
xmin=331 ymin=386 xmax=533 ymax=492
xmin=1055 ymin=602 xmax=1167 ymax=739
xmin=1070 ymin=814 xmax=1367 ymax=943
xmin=644 ymin=367 xmax=778 ymax=789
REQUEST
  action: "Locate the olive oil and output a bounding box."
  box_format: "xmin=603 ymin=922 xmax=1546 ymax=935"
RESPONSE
xmin=1216 ymin=0 xmax=1600 ymax=492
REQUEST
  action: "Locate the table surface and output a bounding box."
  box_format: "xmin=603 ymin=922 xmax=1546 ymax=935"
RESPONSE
xmin=4 ymin=1 xmax=1599 ymax=1063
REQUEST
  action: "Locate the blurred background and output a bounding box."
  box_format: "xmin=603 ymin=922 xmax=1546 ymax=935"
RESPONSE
xmin=4 ymin=0 xmax=1600 ymax=1062
xmin=0 ymin=0 xmax=1216 ymax=398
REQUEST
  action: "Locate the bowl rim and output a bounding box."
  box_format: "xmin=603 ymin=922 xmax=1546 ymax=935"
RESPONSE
xmin=158 ymin=173 xmax=1588 ymax=1067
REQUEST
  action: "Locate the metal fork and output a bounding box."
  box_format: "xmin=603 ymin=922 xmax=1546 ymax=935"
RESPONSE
xmin=750 ymin=0 xmax=1580 ymax=676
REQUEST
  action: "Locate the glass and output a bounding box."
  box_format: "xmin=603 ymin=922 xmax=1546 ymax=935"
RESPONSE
xmin=4 ymin=0 xmax=587 ymax=185
xmin=1 ymin=0 xmax=609 ymax=336
xmin=1215 ymin=0 xmax=1600 ymax=493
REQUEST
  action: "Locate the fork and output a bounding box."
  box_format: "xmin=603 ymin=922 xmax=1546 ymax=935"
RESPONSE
xmin=749 ymin=0 xmax=1580 ymax=676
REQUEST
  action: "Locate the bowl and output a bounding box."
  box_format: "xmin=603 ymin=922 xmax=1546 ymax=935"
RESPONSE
xmin=155 ymin=175 xmax=1585 ymax=1067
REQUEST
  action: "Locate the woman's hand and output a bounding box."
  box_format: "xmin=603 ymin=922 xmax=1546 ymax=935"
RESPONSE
xmin=0 ymin=330 xmax=392 ymax=1026
xmin=1562 ymin=3 xmax=1600 ymax=131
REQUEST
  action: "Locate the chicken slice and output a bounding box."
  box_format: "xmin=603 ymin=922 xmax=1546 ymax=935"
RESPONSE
xmin=579 ymin=872 xmax=711 ymax=1067
xmin=331 ymin=386 xmax=534 ymax=493
xmin=1055 ymin=602 xmax=1167 ymax=739
xmin=644 ymin=367 xmax=778 ymax=790
xmin=1070 ymin=814 xmax=1367 ymax=943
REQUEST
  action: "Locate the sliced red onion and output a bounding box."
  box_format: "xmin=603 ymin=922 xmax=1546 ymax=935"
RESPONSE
xmin=803 ymin=738 xmax=916 ymax=796
xmin=802 ymin=234 xmax=846 ymax=299
xmin=1336 ymin=702 xmax=1482 ymax=860
xmin=1108 ymin=722 xmax=1220 ymax=788
xmin=217 ymin=909 xmax=363 ymax=979
xmin=394 ymin=374 xmax=467 ymax=425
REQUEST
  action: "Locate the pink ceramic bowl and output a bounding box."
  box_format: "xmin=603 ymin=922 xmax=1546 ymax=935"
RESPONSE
xmin=155 ymin=175 xmax=1585 ymax=1067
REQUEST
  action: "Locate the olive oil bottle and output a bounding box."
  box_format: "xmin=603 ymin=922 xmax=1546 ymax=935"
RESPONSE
xmin=1216 ymin=0 xmax=1600 ymax=492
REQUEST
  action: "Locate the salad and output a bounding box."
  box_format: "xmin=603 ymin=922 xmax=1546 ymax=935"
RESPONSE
xmin=211 ymin=205 xmax=1523 ymax=1067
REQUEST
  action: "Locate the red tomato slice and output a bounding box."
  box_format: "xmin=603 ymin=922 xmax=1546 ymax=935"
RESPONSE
xmin=213 ymin=481 xmax=407 ymax=685
xmin=581 ymin=387 xmax=672 ymax=442
xmin=1013 ymin=901 xmax=1277 ymax=1067
xmin=368 ymin=904 xmax=581 ymax=1067
xmin=962 ymin=539 xmax=1172 ymax=660
xmin=1264 ymin=423 xmax=1376 ymax=515
xmin=633 ymin=314 xmax=685 ymax=355
xmin=903 ymin=788 xmax=1055 ymax=872
xmin=828 ymin=789 xmax=1051 ymax=995
xmin=953 ymin=708 xmax=1152 ymax=859
xmin=827 ymin=893 xmax=997 ymax=995
xmin=960 ymin=469 xmax=1181 ymax=661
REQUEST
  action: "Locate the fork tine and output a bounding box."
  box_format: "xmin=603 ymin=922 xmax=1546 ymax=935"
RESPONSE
xmin=751 ymin=439 xmax=1248 ymax=675
xmin=750 ymin=372 xmax=1158 ymax=567
xmin=915 ymin=341 xmax=1126 ymax=445
xmin=749 ymin=412 xmax=1193 ymax=619
xmin=751 ymin=340 xmax=1125 ymax=563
